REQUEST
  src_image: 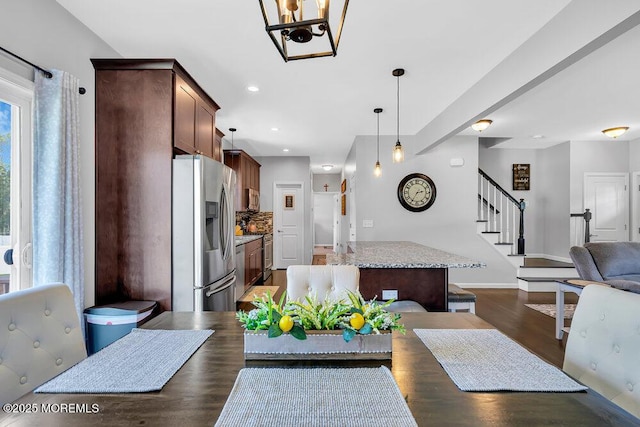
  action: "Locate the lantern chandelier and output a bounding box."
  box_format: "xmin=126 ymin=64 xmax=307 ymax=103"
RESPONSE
xmin=259 ymin=0 xmax=350 ymax=62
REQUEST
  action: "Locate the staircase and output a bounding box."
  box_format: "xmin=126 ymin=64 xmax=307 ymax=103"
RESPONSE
xmin=477 ymin=169 xmax=578 ymax=291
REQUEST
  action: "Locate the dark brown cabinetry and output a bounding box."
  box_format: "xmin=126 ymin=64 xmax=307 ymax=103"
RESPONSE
xmin=224 ymin=150 xmax=261 ymax=211
xmin=214 ymin=128 xmax=224 ymax=164
xmin=243 ymin=238 xmax=263 ymax=290
xmin=92 ymin=58 xmax=220 ymax=311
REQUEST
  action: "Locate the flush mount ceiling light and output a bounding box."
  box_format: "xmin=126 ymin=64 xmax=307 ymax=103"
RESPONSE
xmin=602 ymin=126 xmax=629 ymax=138
xmin=259 ymin=0 xmax=349 ymax=62
xmin=247 ymin=85 xmax=260 ymax=92
xmin=392 ymin=69 xmax=405 ymax=163
xmin=471 ymin=119 xmax=493 ymax=132
xmin=374 ymin=107 xmax=383 ymax=177
xmin=322 ymin=164 xmax=334 ymax=171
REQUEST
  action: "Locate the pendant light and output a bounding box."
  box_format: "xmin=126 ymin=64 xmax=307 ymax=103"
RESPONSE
xmin=392 ymin=68 xmax=405 ymax=163
xmin=229 ymin=127 xmax=236 ymax=150
xmin=374 ymin=108 xmax=383 ymax=177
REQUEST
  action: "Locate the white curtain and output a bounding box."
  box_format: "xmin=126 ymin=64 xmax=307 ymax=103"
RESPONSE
xmin=33 ymin=69 xmax=84 ymax=330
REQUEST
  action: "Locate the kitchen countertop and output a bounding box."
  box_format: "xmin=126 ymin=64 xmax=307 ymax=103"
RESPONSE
xmin=325 ymin=241 xmax=485 ymax=269
xmin=235 ymin=234 xmax=263 ymax=246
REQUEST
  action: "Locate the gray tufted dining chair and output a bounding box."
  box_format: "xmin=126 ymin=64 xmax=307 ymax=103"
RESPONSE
xmin=0 ymin=283 xmax=87 ymax=404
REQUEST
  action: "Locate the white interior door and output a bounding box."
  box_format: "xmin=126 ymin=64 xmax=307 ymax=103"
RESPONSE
xmin=274 ymin=182 xmax=304 ymax=268
xmin=584 ymin=173 xmax=629 ymax=242
xmin=0 ymin=70 xmax=33 ymax=294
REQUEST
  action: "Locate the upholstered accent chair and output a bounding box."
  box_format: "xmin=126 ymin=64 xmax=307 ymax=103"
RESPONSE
xmin=0 ymin=284 xmax=87 ymax=404
xmin=286 ymin=265 xmax=427 ymax=312
xmin=286 ymin=265 xmax=360 ymax=303
xmin=569 ymin=242 xmax=640 ymax=293
xmin=563 ymin=285 xmax=640 ymax=418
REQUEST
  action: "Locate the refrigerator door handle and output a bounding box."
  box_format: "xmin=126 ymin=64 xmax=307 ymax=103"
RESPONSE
xmin=205 ymin=274 xmax=236 ymax=297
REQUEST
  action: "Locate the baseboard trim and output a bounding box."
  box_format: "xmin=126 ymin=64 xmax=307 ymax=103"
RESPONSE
xmin=454 ymin=282 xmax=518 ymax=289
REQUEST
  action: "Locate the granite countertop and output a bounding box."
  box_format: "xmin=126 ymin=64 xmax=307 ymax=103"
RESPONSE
xmin=325 ymin=241 xmax=485 ymax=269
xmin=235 ymin=235 xmax=263 ymax=246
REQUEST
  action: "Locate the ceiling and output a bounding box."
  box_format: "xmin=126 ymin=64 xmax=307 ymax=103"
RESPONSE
xmin=56 ymin=1 xmax=640 ymax=172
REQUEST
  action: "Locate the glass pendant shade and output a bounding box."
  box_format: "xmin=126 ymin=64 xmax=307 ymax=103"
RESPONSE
xmin=393 ymin=142 xmax=404 ymax=163
xmin=374 ymin=107 xmax=383 ymax=177
xmin=392 ymin=68 xmax=405 ymax=163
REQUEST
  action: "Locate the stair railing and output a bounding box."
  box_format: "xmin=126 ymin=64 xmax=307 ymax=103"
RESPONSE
xmin=478 ymin=168 xmax=526 ymax=254
xmin=570 ymin=209 xmax=592 ymax=246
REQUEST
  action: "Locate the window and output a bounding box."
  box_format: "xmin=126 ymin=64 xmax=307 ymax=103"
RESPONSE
xmin=0 ymin=68 xmax=33 ymax=294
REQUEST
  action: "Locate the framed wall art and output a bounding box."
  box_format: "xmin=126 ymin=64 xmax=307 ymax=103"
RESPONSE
xmin=512 ymin=164 xmax=530 ymax=191
xmin=341 ymin=179 xmax=347 ymax=193
xmin=284 ymin=194 xmax=295 ymax=209
xmin=341 ymin=194 xmax=346 ymax=216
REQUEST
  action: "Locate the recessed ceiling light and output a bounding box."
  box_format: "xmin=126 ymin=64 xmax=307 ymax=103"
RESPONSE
xmin=283 ymin=148 xmax=289 ymax=152
xmin=531 ymin=134 xmax=545 ymax=139
xmin=247 ymin=85 xmax=260 ymax=92
xmin=322 ymin=164 xmax=334 ymax=171
xmin=271 ymin=127 xmax=279 ymax=131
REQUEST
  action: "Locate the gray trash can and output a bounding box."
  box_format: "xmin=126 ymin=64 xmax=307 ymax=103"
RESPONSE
xmin=84 ymin=300 xmax=157 ymax=355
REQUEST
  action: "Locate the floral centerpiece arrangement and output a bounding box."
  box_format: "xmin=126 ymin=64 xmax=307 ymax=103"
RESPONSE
xmin=236 ymin=291 xmax=406 ymax=343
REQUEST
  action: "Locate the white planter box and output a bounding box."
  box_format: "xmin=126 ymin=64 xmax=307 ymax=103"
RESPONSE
xmin=244 ymin=330 xmax=392 ymax=360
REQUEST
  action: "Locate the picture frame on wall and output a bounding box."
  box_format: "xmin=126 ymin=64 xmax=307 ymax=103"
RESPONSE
xmin=341 ymin=194 xmax=346 ymax=215
xmin=341 ymin=179 xmax=347 ymax=193
xmin=284 ymin=194 xmax=295 ymax=210
xmin=512 ymin=164 xmax=530 ymax=191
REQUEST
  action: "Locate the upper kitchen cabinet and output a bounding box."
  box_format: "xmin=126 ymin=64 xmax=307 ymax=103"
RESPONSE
xmin=91 ymin=58 xmax=221 ymax=311
xmin=175 ymin=74 xmax=219 ymax=160
xmin=224 ymin=149 xmax=261 ymax=211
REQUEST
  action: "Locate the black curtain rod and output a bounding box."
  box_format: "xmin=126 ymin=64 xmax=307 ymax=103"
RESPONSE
xmin=0 ymin=46 xmax=86 ymax=95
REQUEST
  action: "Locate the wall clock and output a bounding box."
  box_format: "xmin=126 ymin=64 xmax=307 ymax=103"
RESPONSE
xmin=397 ymin=173 xmax=437 ymax=212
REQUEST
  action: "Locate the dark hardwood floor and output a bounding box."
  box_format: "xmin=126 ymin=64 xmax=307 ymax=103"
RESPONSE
xmin=239 ymin=269 xmax=577 ymax=368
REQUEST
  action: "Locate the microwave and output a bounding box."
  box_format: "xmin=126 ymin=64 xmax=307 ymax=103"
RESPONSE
xmin=246 ymin=188 xmax=260 ymax=211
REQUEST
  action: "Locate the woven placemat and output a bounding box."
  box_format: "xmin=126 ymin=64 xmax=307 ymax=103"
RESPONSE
xmin=414 ymin=329 xmax=587 ymax=392
xmin=215 ymin=366 xmax=417 ymax=427
xmin=36 ymin=328 xmax=213 ymax=393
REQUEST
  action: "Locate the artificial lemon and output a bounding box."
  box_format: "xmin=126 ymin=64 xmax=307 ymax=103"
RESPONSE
xmin=350 ymin=313 xmax=365 ymax=330
xmin=279 ymin=315 xmax=294 ymax=332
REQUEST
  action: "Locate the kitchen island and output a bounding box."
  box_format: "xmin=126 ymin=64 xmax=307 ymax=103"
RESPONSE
xmin=326 ymin=241 xmax=484 ymax=311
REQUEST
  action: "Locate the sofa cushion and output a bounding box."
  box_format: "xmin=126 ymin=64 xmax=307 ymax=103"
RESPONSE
xmin=585 ymin=242 xmax=640 ymax=280
xmin=569 ymin=246 xmax=604 ymax=282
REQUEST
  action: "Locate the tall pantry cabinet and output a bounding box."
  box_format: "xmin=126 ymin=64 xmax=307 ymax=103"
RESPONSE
xmin=92 ymin=59 xmax=220 ymax=311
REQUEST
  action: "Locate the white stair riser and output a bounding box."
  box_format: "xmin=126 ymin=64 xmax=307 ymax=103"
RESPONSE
xmin=517 ymin=267 xmax=578 ymax=278
xmin=518 ymin=279 xmax=558 ymax=292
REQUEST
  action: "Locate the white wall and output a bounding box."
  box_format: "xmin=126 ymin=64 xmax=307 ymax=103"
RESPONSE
xmin=312 ymin=173 xmax=341 ymax=192
xmin=255 ymin=156 xmax=312 ymax=264
xmin=630 ymin=138 xmax=640 ymax=172
xmin=0 ymin=0 xmax=120 ymax=307
xmin=313 ymin=193 xmax=334 ymax=245
xmin=352 ymin=134 xmax=515 ymax=284
xmin=479 ymin=146 xmax=543 ymax=253
xmin=539 ymin=142 xmax=571 ymax=257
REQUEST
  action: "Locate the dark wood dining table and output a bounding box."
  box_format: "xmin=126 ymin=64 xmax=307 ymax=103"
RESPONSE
xmin=2 ymin=312 xmax=637 ymax=426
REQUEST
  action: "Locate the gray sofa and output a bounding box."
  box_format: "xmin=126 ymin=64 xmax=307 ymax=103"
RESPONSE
xmin=569 ymin=242 xmax=640 ymax=293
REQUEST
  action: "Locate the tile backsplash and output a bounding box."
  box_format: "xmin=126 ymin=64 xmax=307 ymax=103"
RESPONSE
xmin=236 ymin=211 xmax=273 ymax=234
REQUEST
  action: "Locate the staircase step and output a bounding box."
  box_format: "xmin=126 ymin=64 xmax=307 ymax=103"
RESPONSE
xmin=476 ymin=220 xmax=488 ymax=223
xmin=495 ymin=242 xmax=513 ymax=246
xmin=517 ymin=266 xmax=578 ymax=278
xmin=482 ymin=231 xmax=500 ymax=234
xmin=508 ymin=254 xmax=526 ymax=257
xmin=517 ymin=276 xmax=579 ymax=292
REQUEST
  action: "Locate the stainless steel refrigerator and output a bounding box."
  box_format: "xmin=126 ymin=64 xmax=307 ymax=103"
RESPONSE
xmin=172 ymin=155 xmax=236 ymax=311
